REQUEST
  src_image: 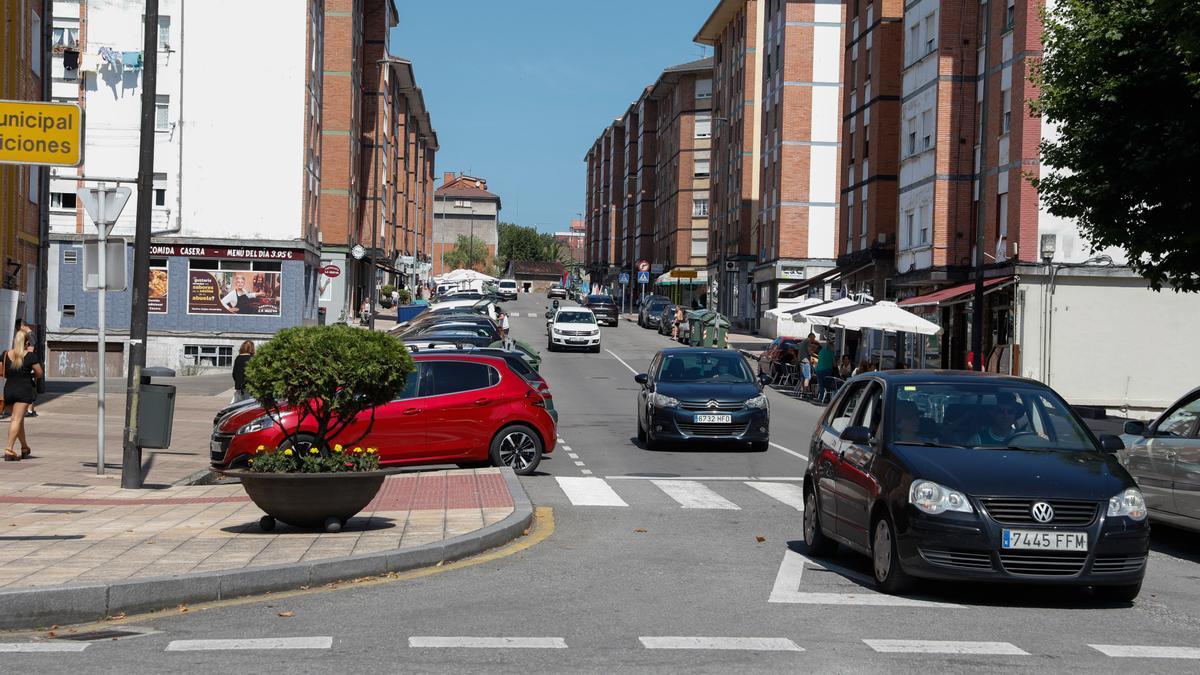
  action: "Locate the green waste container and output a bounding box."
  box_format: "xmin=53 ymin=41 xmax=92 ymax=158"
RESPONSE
xmin=686 ymin=310 xmax=731 ymax=348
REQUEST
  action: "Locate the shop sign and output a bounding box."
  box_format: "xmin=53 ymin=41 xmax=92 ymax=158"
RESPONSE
xmin=670 ymin=269 xmax=698 ymax=279
xmin=148 ymin=244 xmax=303 ymax=261
xmin=188 ymin=270 xmax=282 ymax=316
xmin=320 ymin=264 xmax=342 ymax=278
xmin=778 ymin=266 xmax=806 ymax=280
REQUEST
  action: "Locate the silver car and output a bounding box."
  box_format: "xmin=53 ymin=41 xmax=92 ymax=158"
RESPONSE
xmin=1120 ymin=387 xmax=1200 ymax=533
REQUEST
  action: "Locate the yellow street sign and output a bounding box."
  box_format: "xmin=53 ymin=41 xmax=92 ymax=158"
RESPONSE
xmin=0 ymin=99 xmax=84 ymax=167
xmin=670 ymin=269 xmax=698 ymax=279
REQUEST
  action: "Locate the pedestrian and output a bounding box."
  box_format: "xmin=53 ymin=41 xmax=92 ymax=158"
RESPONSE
xmin=391 ymin=288 xmax=400 ymax=307
xmin=673 ymin=305 xmax=684 ymax=340
xmin=814 ymin=339 xmax=836 ymax=401
xmin=799 ymin=353 xmax=813 ymax=398
xmin=803 ymin=332 xmax=820 ymax=362
xmin=853 ymin=359 xmax=874 ymax=376
xmin=498 ymin=310 xmax=510 ymax=341
xmin=232 ymin=341 xmax=255 ymax=403
xmin=19 ymin=322 xmax=40 ymax=417
xmin=838 ymin=354 xmax=853 ymax=379
xmin=360 ymin=299 xmax=371 ymax=326
xmin=3 ymin=330 xmax=41 ymax=461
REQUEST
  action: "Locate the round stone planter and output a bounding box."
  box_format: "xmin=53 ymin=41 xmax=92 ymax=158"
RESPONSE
xmin=220 ymin=468 xmax=392 ymax=533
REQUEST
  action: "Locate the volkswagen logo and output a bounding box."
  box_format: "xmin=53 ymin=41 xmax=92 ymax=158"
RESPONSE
xmin=1031 ymin=501 xmax=1055 ymax=523
xmin=707 ymin=400 xmax=720 ymax=409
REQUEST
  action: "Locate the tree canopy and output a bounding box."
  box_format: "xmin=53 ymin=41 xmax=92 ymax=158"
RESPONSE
xmin=1033 ymin=0 xmax=1200 ymax=291
xmin=441 ymin=234 xmax=490 ymax=272
xmin=497 ymin=222 xmax=575 ymax=271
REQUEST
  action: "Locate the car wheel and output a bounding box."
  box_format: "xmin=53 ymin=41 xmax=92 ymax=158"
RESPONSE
xmin=637 ymin=415 xmax=647 ymax=442
xmin=750 ymin=440 xmax=769 ymax=452
xmin=280 ymin=432 xmax=323 ymax=455
xmin=1094 ymin=582 xmax=1142 ymax=603
xmin=490 ymin=425 xmax=543 ymax=475
xmin=803 ymin=489 xmax=837 ymax=556
xmin=546 ymin=340 xmax=555 ymax=352
xmin=872 ymin=515 xmax=915 ymax=594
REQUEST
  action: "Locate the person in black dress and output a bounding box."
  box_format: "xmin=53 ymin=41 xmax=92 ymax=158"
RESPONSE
xmin=4 ymin=330 xmax=41 ymax=461
xmin=232 ymin=340 xmax=255 ymax=403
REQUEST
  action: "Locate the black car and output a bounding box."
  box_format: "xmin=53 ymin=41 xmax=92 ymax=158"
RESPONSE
xmin=657 ymin=303 xmax=682 ymax=335
xmin=638 ymin=298 xmax=670 ymax=328
xmin=802 ymin=371 xmax=1149 ymax=601
xmin=398 ymin=329 xmax=495 ymax=348
xmin=583 ymin=294 xmax=619 ymax=326
xmin=394 ymin=319 xmax=501 ymax=343
xmin=634 ymin=348 xmax=771 ymax=451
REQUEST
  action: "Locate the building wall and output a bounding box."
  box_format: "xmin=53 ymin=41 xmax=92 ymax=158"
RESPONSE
xmin=652 ymin=68 xmax=711 ymax=272
xmin=317 ymin=0 xmax=362 ymax=250
xmin=432 ymin=192 xmax=499 ymax=276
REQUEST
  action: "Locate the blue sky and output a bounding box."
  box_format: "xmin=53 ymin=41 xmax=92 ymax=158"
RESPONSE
xmin=390 ymin=1 xmax=714 ymax=233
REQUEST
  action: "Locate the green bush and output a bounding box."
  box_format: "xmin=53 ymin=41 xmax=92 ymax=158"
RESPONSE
xmin=244 ymin=325 xmax=413 ymax=459
xmin=397 ymin=288 xmax=412 ymax=305
xmin=381 ymin=283 xmax=396 ymax=298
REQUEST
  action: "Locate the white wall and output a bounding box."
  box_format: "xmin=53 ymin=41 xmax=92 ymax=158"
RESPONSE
xmin=179 ymin=0 xmax=308 ymax=241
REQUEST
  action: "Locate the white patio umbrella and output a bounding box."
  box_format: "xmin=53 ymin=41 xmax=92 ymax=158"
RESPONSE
xmin=799 ymin=297 xmax=862 ymax=326
xmin=830 ymin=301 xmax=943 ymax=335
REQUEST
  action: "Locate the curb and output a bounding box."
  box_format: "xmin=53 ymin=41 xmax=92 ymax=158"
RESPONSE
xmin=0 ymin=468 xmax=534 ymax=630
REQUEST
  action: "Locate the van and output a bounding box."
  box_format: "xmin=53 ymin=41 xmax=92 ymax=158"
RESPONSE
xmin=498 ymin=278 xmax=519 ymax=299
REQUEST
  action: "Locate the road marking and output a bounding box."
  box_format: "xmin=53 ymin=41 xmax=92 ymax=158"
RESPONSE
xmin=409 ymin=637 xmax=567 ymax=649
xmin=580 ymin=469 xmax=593 ymax=475
xmin=555 ymin=477 xmax=628 ymax=506
xmin=864 ymin=639 xmax=1028 ymax=655
xmin=0 ymin=643 xmax=90 ymax=653
xmin=605 ymin=349 xmax=639 ymax=375
xmin=651 ymin=480 xmax=740 ymax=510
xmin=746 ymin=482 xmax=805 ymax=511
xmin=561 ymin=445 xmax=573 ymax=452
xmin=567 ymin=453 xmax=579 ymax=459
xmin=1089 ymin=645 xmax=1200 ymax=659
xmin=768 ymin=550 xmax=965 ymax=608
xmin=607 ymin=475 xmax=805 ymax=482
xmin=165 ymin=637 xmax=333 ymax=651
xmin=526 ymin=313 xmax=539 ymax=318
xmin=769 ymin=442 xmax=808 ymax=463
xmin=573 ymin=461 xmax=586 ymax=466
xmin=639 ymin=637 xmax=802 ymax=652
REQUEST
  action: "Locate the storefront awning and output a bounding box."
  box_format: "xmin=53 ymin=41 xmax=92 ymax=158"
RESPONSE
xmin=778 ymin=263 xmax=873 ymax=299
xmin=656 ymin=269 xmax=708 ymax=285
xmin=897 ymin=276 xmax=1015 ymax=308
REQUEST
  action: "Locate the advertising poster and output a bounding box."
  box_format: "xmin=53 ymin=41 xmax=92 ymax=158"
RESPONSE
xmin=188 ymin=270 xmax=282 ymax=316
xmin=148 ymin=265 xmax=168 ymax=313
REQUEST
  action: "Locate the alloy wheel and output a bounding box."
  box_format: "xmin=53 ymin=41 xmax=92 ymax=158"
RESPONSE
xmin=498 ymin=431 xmax=538 ymax=471
xmin=873 ymin=520 xmax=893 ymax=582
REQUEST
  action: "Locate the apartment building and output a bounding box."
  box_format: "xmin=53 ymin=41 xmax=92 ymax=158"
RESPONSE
xmin=616 ymin=89 xmax=655 ymax=284
xmin=45 ymin=0 xmax=326 ymax=375
xmin=583 ymin=122 xmax=623 ymax=290
xmin=552 ymin=218 xmax=584 ymax=265
xmin=432 ymin=173 xmax=500 ymax=276
xmin=0 ymin=0 xmax=48 ymax=345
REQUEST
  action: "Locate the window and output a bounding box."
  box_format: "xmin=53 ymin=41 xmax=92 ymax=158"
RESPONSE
xmin=63 ymin=249 xmax=79 ymax=264
xmin=848 ymin=129 xmax=855 ymax=163
xmin=429 ymin=361 xmax=497 ymax=395
xmin=30 ymin=10 xmax=42 ymax=76
xmin=909 ymin=23 xmax=920 ymax=62
xmin=830 ymin=382 xmax=870 ymax=433
xmin=694 ymin=152 xmax=710 ymax=177
xmin=864 ymin=125 xmax=870 ymax=158
xmin=905 ymin=212 xmax=914 ymax=248
xmin=62 ymin=304 xmax=76 ymax=318
xmin=695 ymin=78 xmax=712 ymax=99
xmin=922 ymin=110 xmax=933 ymax=149
xmin=51 ymin=192 xmax=77 ymax=210
xmin=692 ymin=197 xmax=709 ymax=217
xmin=155 ymin=95 xmax=170 ymax=130
xmin=153 ymin=172 xmax=167 ymax=207
xmin=28 ymin=167 xmax=39 ymax=204
xmin=907 ymin=127 xmax=916 ymax=155
xmin=694 ymin=112 xmax=712 ymax=139
xmin=1001 ymin=89 xmax=1012 ymax=135
xmin=1157 ymin=396 xmax=1200 ymax=437
xmin=158 ymin=15 xmax=171 ymax=49
xmin=997 ymin=193 xmax=1009 ymax=239
xmin=53 ymin=27 xmax=80 ymax=49
xmin=857 ymin=384 xmax=885 ymax=437
xmin=919 ymin=205 xmax=929 ymax=244
xmin=184 ymin=345 xmax=234 ymax=367
xmin=925 ymin=14 xmax=937 ymax=53
xmin=865 ymin=47 xmax=872 ymax=80
xmin=1005 ymin=0 xmax=1016 ymax=31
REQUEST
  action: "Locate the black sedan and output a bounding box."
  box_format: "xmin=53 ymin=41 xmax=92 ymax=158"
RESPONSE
xmin=583 ymin=294 xmax=619 ymax=326
xmin=634 ymin=348 xmax=771 ymax=451
xmin=638 ymin=298 xmax=670 ymax=329
xmin=802 ymin=371 xmax=1149 ymax=601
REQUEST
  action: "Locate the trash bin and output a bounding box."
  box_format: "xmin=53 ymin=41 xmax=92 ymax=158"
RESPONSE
xmin=685 ymin=310 xmax=730 ymax=348
xmin=317 ymin=307 xmax=327 ymax=325
xmin=137 ymin=367 xmax=176 ymax=449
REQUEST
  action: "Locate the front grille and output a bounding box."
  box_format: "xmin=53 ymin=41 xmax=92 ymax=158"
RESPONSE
xmin=679 ymin=400 xmax=744 ymax=411
xmin=980 ymin=498 xmax=1098 ymax=526
xmin=560 ymin=329 xmax=595 ymax=336
xmin=998 ymin=550 xmax=1087 ymax=576
xmin=210 ymin=433 xmax=233 ymax=463
xmin=677 ymin=422 xmax=749 ymax=437
xmin=1092 ymin=555 xmax=1147 ymax=574
xmin=920 ymin=548 xmax=994 ymax=571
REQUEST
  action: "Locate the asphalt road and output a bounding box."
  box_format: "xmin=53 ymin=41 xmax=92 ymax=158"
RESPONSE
xmin=5 ymin=293 xmax=1200 ymax=673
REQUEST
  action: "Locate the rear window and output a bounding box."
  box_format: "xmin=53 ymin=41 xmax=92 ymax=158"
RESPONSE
xmin=428 ymin=361 xmax=499 ymax=395
xmin=499 ymin=281 xmax=517 ymax=287
xmin=587 ymin=295 xmax=614 ymax=304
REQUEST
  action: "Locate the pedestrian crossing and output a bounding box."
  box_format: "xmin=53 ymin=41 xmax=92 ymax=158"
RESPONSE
xmin=528 ymin=476 xmax=807 ymax=511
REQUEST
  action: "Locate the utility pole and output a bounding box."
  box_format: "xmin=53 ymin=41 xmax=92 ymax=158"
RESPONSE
xmin=970 ymin=4 xmax=991 ymax=372
xmin=122 ymin=0 xmax=159 ymax=488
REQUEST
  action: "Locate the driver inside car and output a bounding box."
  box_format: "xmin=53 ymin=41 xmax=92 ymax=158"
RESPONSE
xmin=970 ymin=392 xmax=1026 ymax=447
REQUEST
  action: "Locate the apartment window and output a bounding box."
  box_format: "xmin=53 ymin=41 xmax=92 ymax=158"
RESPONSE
xmin=50 ymin=192 xmax=77 ymax=210
xmin=907 ymin=121 xmax=917 ymax=155
xmin=864 ymin=125 xmax=870 ymax=158
xmin=865 ymin=47 xmax=872 ymax=80
xmin=1005 ymin=0 xmax=1016 ymax=31
xmin=998 ymin=193 xmax=1009 ymax=239
xmin=1001 ymin=89 xmax=1012 ymax=135
xmin=695 ymin=78 xmax=712 ymax=99
xmin=28 ymin=167 xmax=39 ymax=204
xmin=861 ymin=202 xmax=869 ymax=235
xmin=909 ymin=23 xmax=920 ymax=62
xmin=52 ymin=27 xmax=80 ymax=50
xmin=30 ymin=10 xmax=42 ymax=76
xmin=694 ymin=152 xmax=710 ymax=177
xmin=694 ymin=112 xmax=712 ymax=139
xmin=905 ymin=212 xmax=914 ymax=248
xmin=62 ymin=304 xmax=76 ymax=318
xmin=919 ymin=206 xmax=930 ymax=245
xmin=922 ymin=110 xmax=933 ymax=149
xmin=155 ymin=95 xmax=170 ymax=130
xmin=692 ymin=197 xmax=709 ymax=217
xmin=153 ymin=172 xmax=167 ymax=207
xmin=849 ymin=129 xmax=855 ymax=163
xmin=925 ymin=14 xmax=937 ymax=53
xmin=184 ymin=345 xmax=234 ymax=368
xmin=158 ymin=16 xmax=171 ymax=49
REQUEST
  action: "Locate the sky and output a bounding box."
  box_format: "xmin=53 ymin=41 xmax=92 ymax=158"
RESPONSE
xmin=390 ymin=0 xmax=715 ymax=234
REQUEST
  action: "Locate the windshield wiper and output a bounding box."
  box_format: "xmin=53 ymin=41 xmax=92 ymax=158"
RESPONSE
xmin=971 ymin=444 xmax=1053 ymax=452
xmin=899 ymin=440 xmax=969 ymax=449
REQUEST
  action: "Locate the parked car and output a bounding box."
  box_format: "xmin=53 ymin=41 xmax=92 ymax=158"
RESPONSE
xmin=638 ymin=297 xmax=671 ymax=329
xmin=398 ymin=329 xmax=495 ymax=348
xmin=657 ymin=303 xmax=682 ymax=335
xmin=394 ymin=318 xmax=501 ymax=344
xmin=1120 ymin=386 xmax=1200 ymax=533
xmin=634 ymin=348 xmax=771 ymax=452
xmin=407 ymin=344 xmax=557 ymax=424
xmin=546 ymin=307 xmax=601 ymax=352
xmin=547 ymin=284 xmax=569 ymax=300
xmin=210 ymin=353 xmax=556 ymax=475
xmin=582 ymin=294 xmax=619 ymax=326
xmin=498 ymin=278 xmax=519 ymax=299
xmin=803 ymin=370 xmax=1148 ymax=601
xmin=757 ymin=336 xmax=806 ymax=380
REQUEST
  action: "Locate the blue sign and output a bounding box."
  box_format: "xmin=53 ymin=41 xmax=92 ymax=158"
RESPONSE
xmin=637 ymin=271 xmax=650 ymax=284
xmin=619 ymin=272 xmax=630 ymax=284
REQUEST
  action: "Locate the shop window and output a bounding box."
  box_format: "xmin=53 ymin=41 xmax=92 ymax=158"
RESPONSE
xmin=184 ymin=345 xmax=233 ymax=367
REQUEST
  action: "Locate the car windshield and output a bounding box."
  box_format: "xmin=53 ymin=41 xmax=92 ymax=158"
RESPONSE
xmin=658 ymin=352 xmax=753 ymax=383
xmin=587 ymin=295 xmax=614 ymax=304
xmin=647 ymin=301 xmax=667 ymax=311
xmin=891 ymin=382 xmax=1098 ymax=452
xmin=556 ymin=311 xmax=595 ymax=324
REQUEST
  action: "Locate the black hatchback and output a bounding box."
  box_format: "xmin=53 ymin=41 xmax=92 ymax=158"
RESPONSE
xmin=802 ymin=371 xmax=1149 ymax=601
xmin=583 ymin=295 xmax=619 ymax=326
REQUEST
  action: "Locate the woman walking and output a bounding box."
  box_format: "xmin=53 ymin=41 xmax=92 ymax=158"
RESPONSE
xmin=232 ymin=341 xmax=255 ymax=403
xmin=4 ymin=331 xmax=41 ymax=461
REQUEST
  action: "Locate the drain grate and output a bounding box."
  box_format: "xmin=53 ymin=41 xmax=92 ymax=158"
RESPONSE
xmin=33 ymin=509 xmax=87 ymax=514
xmin=56 ymin=628 xmax=156 ymax=642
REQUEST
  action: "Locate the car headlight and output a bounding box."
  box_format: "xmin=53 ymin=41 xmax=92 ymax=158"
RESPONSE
xmin=648 ymin=392 xmax=680 ymax=408
xmin=1107 ymin=487 xmax=1147 ymax=521
xmin=237 ymin=412 xmax=290 ymax=435
xmin=908 ymin=479 xmax=974 ymax=514
xmin=745 ymin=394 xmax=769 ymax=409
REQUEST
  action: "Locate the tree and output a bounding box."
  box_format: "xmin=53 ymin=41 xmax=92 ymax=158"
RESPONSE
xmin=441 ymin=233 xmax=489 ymax=271
xmin=1033 ymin=0 xmax=1200 ymax=291
xmin=496 ymin=222 xmax=545 ymax=269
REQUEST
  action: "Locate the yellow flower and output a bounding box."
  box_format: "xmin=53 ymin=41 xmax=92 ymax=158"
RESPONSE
xmin=367 ymin=448 xmax=377 ymax=455
xmin=283 ymin=448 xmax=294 ymax=456
xmin=309 ymin=448 xmax=319 ymax=455
xmin=334 ymin=444 xmax=344 ymax=453
xmin=256 ymin=445 xmax=265 ymax=453
xmin=354 ymin=447 xmax=364 ymax=454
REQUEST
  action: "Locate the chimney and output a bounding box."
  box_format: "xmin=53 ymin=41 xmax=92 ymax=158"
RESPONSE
xmin=442 ymin=171 xmax=455 ymax=185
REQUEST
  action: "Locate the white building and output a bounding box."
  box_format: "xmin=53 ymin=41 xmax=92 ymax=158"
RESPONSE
xmin=46 ymin=0 xmax=324 ymax=376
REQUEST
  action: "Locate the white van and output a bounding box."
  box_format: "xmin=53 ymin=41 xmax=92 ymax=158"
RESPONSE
xmin=498 ymin=278 xmax=519 ymax=299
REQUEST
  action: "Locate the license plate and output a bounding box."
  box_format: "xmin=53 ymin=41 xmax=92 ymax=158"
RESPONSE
xmin=694 ymin=414 xmax=732 ymax=424
xmin=210 ymin=440 xmax=224 ymax=459
xmin=568 ymin=339 xmax=587 ymax=344
xmin=1001 ymin=529 xmax=1088 ymax=551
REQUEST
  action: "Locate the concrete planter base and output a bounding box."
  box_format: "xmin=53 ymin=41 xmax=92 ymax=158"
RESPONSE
xmin=221 ymin=468 xmax=389 ymax=532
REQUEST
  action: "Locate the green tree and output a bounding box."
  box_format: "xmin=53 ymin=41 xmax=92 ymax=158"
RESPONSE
xmin=497 ymin=222 xmax=545 ymax=269
xmin=441 ymin=233 xmax=490 ymax=271
xmin=1033 ymin=0 xmax=1200 ymax=291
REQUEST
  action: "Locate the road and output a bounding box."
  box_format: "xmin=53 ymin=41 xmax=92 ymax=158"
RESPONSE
xmin=4 ymin=293 xmax=1200 ymax=673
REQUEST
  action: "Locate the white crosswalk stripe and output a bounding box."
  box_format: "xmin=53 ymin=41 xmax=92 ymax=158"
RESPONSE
xmin=651 ymin=480 xmax=740 ymax=509
xmin=547 ymin=476 xmax=809 ymax=510
xmin=1089 ymin=645 xmax=1200 ymax=659
xmin=864 ymin=639 xmax=1028 ymax=655
xmin=165 ymin=637 xmax=333 ymax=651
xmin=0 ymin=643 xmax=90 ymax=652
xmin=744 ymin=481 xmax=805 ymax=511
xmin=554 ymin=477 xmax=628 ymax=506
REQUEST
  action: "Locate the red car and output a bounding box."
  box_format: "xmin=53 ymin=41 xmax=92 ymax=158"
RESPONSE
xmin=210 ymin=353 xmax=555 ymax=475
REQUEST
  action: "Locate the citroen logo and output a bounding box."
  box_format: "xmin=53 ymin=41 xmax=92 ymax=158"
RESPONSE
xmin=1031 ymin=501 xmax=1054 ymax=523
xmin=707 ymin=400 xmax=720 ymax=409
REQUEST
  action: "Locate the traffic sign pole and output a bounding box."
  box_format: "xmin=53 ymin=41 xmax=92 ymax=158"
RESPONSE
xmin=96 ymin=186 xmax=107 ymax=476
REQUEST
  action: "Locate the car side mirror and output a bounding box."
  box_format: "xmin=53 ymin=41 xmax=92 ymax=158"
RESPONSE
xmin=634 ymin=373 xmax=648 ymax=386
xmin=1122 ymin=420 xmax=1146 ymax=437
xmin=840 ymin=426 xmax=871 ymax=445
xmin=758 ymin=373 xmax=772 ymax=386
xmin=1099 ymin=434 xmax=1125 ymax=452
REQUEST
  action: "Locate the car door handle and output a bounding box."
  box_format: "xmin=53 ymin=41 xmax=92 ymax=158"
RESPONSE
xmin=402 ymin=408 xmax=421 ymax=416
xmin=473 ymin=398 xmax=491 ymax=406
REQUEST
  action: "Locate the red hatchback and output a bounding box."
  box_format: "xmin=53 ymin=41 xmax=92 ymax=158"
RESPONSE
xmin=210 ymin=353 xmax=555 ymax=475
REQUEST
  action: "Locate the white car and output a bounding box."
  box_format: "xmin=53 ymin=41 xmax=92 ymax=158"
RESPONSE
xmin=546 ymin=308 xmax=601 ymax=353
xmin=427 ymin=298 xmax=498 ymax=320
xmin=498 ymin=278 xmax=519 ymax=299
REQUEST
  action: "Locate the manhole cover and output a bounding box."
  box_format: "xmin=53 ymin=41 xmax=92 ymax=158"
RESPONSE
xmin=56 ymin=628 xmax=157 ymax=642
xmin=624 ymin=472 xmax=680 ymax=478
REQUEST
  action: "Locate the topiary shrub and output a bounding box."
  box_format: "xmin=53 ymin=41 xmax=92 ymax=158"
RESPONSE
xmin=244 ymin=325 xmax=413 ymax=452
xmin=397 ymin=288 xmax=412 ymax=305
